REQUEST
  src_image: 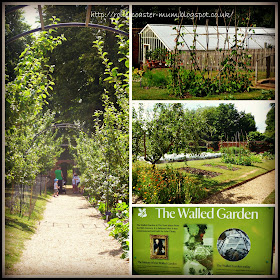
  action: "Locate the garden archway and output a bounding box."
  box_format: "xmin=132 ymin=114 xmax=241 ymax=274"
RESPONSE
xmin=26 ymin=123 xmax=84 ymax=185
xmin=6 ymin=4 xmax=128 ymax=45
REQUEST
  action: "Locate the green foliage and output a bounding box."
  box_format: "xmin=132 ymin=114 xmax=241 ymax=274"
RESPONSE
xmin=5 ymin=28 xmax=66 ymax=186
xmin=199 ymin=103 xmax=256 ymax=142
xmin=132 ymin=163 xmax=209 ymax=204
xmin=132 ymin=67 xmax=144 ymax=82
xmin=166 ymin=12 xmax=254 ymax=97
xmin=264 ymin=103 xmax=275 ymax=139
xmin=69 ymin=11 xmax=129 ymax=208
xmin=247 ymin=131 xmax=266 ymax=141
xmin=220 ymin=146 xmax=262 ymax=166
xmin=42 ymin=5 xmax=128 ymax=131
xmin=253 ymin=89 xmax=275 ymax=100
xmin=98 ymin=201 xmax=106 ymax=214
xmin=107 ymin=202 xmax=129 ymax=259
xmin=261 ymin=151 xmax=275 ymax=160
xmin=132 ymin=103 xmax=209 ymax=166
xmin=5 ymin=6 xmax=33 ymax=83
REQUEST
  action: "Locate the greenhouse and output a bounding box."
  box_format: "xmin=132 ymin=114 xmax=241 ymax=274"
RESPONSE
xmin=138 ymin=24 xmax=275 ymax=72
xmin=217 ymin=229 xmax=251 ymax=261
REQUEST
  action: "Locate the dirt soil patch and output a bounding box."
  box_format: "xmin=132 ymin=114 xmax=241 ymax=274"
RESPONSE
xmin=179 ymin=167 xmax=222 ymax=178
xmin=203 ymin=164 xmax=240 ymax=171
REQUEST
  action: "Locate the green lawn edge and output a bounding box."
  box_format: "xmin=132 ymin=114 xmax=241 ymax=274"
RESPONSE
xmin=5 ymin=192 xmax=52 ymax=275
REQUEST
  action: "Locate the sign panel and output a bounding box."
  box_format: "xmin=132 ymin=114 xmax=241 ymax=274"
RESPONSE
xmin=132 ymin=206 xmax=274 ymax=275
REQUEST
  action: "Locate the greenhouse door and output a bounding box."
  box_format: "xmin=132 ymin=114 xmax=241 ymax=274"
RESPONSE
xmin=143 ymin=44 xmax=150 ymax=64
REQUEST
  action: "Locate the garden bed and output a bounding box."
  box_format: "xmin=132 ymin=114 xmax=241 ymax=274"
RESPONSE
xmin=132 ymin=157 xmax=275 ymax=204
xmin=203 ymin=164 xmax=240 ymax=171
xmin=179 ymin=167 xmax=222 ymax=178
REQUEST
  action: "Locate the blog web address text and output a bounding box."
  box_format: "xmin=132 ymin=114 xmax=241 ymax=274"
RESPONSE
xmin=132 ymin=11 xmax=234 ymax=20
xmin=91 ymin=11 xmax=234 ymax=20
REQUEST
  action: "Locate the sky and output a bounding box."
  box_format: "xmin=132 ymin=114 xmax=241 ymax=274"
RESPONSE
xmin=22 ymin=5 xmax=41 ymax=29
xmin=132 ymin=100 xmax=275 ymax=133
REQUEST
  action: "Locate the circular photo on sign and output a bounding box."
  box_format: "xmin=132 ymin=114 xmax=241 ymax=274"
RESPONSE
xmin=217 ymin=228 xmax=251 ymax=261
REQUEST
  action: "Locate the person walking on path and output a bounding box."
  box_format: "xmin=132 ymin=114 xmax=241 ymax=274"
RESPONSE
xmin=55 ymin=166 xmax=64 ymax=194
xmin=72 ymin=173 xmax=80 ymax=194
xmin=53 ymin=178 xmax=59 ymax=197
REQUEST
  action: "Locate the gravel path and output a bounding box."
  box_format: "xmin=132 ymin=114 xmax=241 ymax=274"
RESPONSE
xmin=200 ymin=170 xmax=275 ymax=204
xmin=12 ymin=188 xmax=129 ymax=276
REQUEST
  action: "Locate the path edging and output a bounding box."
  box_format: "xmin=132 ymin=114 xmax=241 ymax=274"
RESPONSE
xmin=197 ymin=169 xmax=275 ymax=204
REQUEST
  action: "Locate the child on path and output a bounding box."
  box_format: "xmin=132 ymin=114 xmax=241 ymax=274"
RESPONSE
xmin=54 ymin=178 xmax=59 ymax=197
xmin=72 ymin=173 xmax=80 ymax=194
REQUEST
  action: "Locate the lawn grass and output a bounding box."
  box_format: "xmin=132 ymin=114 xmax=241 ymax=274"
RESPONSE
xmin=133 ymin=157 xmax=275 ymax=202
xmin=132 ymin=81 xmax=275 ymax=100
xmin=132 ymin=81 xmax=179 ymax=100
xmin=5 ymin=192 xmax=51 ymax=275
xmin=262 ymin=190 xmax=275 ymax=204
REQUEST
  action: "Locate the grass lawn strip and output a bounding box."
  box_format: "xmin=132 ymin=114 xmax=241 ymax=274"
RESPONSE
xmin=203 ymin=164 xmax=240 ymax=171
xmin=132 ymin=81 xmax=275 ymax=100
xmin=262 ymin=190 xmax=275 ymax=204
xmin=5 ymin=193 xmax=51 ymax=275
xmin=198 ymin=169 xmax=275 ymax=204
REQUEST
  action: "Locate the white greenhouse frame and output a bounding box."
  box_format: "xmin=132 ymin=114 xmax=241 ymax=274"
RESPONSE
xmin=138 ymin=24 xmax=275 ymax=63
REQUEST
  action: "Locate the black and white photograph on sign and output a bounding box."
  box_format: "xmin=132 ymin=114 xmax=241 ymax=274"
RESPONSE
xmin=217 ymin=228 xmax=251 ymax=261
xmin=150 ymin=235 xmax=168 ymax=259
xmin=132 ymin=4 xmax=275 ymax=100
xmin=183 ymin=224 xmax=213 ymax=275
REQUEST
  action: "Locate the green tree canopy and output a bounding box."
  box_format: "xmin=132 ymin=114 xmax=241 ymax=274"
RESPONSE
xmin=41 ymin=5 xmax=128 ymax=132
xmin=199 ymin=103 xmax=257 ymax=142
xmin=132 ymin=5 xmax=275 ymax=28
xmin=133 ymin=103 xmax=209 ymax=166
xmin=264 ymin=103 xmax=275 ymax=140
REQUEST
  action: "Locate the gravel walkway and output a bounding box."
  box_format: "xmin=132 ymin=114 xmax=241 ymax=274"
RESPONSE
xmin=200 ymin=170 xmax=275 ymax=204
xmin=12 ymin=188 xmax=129 ymax=276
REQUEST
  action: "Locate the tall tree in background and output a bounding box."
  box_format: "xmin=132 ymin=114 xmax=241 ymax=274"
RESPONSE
xmin=132 ymin=5 xmax=275 ymax=28
xmin=132 ymin=103 xmax=209 ymax=166
xmin=264 ymin=103 xmax=275 ymax=141
xmin=197 ymin=103 xmax=257 ymax=142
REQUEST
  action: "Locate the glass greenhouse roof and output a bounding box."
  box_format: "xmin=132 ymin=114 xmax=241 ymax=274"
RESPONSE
xmin=140 ymin=24 xmax=275 ymax=51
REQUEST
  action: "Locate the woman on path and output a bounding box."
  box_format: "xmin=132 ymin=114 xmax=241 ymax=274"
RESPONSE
xmin=55 ymin=167 xmax=64 ymax=194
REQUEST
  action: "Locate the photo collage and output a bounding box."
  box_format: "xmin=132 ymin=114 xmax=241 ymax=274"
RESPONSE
xmin=3 ymin=2 xmax=278 ymax=278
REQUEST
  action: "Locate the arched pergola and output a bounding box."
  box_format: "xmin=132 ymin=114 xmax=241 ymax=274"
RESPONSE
xmin=6 ymin=4 xmax=129 ymax=44
xmin=26 ymin=123 xmax=84 ymax=154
